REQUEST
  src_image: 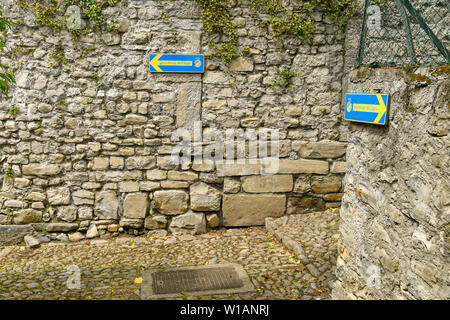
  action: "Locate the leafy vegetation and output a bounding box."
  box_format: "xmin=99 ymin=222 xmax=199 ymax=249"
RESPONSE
xmin=194 ymin=0 xmax=356 ymax=64
xmin=16 ymin=0 xmax=125 ymax=37
xmin=270 ymin=70 xmax=300 ymax=90
xmin=2 ymin=166 xmax=14 ymax=181
xmin=0 ymin=5 xmax=15 ymax=98
xmin=8 ymin=105 xmax=18 ymax=115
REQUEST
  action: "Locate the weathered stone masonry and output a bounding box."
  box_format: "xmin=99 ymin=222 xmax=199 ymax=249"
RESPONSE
xmin=331 ymin=0 xmax=449 ymax=300
xmin=0 ymin=0 xmax=347 ymax=238
xmin=333 ymin=67 xmax=449 ymax=300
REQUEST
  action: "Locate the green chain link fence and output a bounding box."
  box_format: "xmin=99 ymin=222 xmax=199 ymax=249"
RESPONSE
xmin=358 ymin=0 xmax=449 ymax=66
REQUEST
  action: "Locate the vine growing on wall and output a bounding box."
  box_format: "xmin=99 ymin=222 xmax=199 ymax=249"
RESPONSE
xmin=0 ymin=5 xmax=15 ymax=98
xmin=16 ymin=0 xmax=125 ymax=39
xmin=193 ymin=0 xmax=357 ymax=65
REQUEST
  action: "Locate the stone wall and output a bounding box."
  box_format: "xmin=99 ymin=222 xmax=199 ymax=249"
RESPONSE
xmin=0 ymin=0 xmax=347 ymax=240
xmin=332 ymin=67 xmax=449 ymax=299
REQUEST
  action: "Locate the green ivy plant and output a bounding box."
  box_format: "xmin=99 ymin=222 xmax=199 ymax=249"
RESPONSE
xmin=2 ymin=166 xmax=14 ymax=181
xmin=0 ymin=5 xmax=15 ymax=98
xmin=195 ymin=0 xmax=238 ymax=65
xmin=8 ymin=105 xmax=18 ymax=115
xmin=270 ymin=70 xmax=301 ymax=90
xmin=194 ymin=0 xmax=356 ymax=65
xmin=16 ymin=0 xmax=125 ymax=38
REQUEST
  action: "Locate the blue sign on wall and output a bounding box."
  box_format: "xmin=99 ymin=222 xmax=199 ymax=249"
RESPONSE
xmin=149 ymin=54 xmax=205 ymax=73
xmin=344 ymin=93 xmax=390 ymax=125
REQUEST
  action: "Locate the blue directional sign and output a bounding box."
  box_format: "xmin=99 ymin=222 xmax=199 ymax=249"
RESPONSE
xmin=344 ymin=93 xmax=390 ymax=125
xmin=149 ymin=54 xmax=205 ymax=73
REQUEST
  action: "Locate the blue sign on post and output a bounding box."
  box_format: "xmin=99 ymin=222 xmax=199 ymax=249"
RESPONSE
xmin=344 ymin=93 xmax=390 ymax=125
xmin=149 ymin=54 xmax=205 ymax=73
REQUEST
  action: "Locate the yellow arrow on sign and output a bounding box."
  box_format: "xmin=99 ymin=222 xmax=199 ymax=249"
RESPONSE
xmin=352 ymin=94 xmax=387 ymax=124
xmin=150 ymin=54 xmax=193 ymax=72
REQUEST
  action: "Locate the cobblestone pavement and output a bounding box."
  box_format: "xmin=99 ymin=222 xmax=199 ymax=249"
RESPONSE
xmin=266 ymin=209 xmax=340 ymax=294
xmin=0 ymin=210 xmax=339 ymax=300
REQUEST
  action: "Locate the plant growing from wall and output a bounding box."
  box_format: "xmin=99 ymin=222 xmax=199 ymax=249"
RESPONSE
xmin=270 ymin=70 xmax=301 ymax=90
xmin=8 ymin=105 xmax=18 ymax=115
xmin=2 ymin=166 xmax=14 ymax=181
xmin=193 ymin=0 xmax=356 ymax=65
xmin=16 ymin=0 xmax=125 ymax=38
xmin=50 ymin=38 xmax=70 ymax=66
xmin=0 ymin=5 xmax=15 ymax=98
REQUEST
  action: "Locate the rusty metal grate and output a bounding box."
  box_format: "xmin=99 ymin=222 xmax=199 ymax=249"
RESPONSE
xmin=152 ymin=266 xmax=243 ymax=294
xmin=141 ymin=263 xmax=255 ymax=299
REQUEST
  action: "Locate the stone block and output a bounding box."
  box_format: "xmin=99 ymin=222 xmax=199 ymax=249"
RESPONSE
xmin=119 ymin=181 xmax=140 ymax=193
xmin=323 ymin=193 xmax=344 ymax=202
xmin=153 ymin=190 xmax=188 ymax=215
xmin=147 ymin=169 xmax=167 ymax=180
xmin=24 ymin=235 xmax=40 ymax=248
xmin=144 ymin=215 xmax=167 ymax=230
xmin=125 ymin=156 xmax=156 ymax=170
xmin=0 ymin=225 xmax=33 ymax=245
xmin=293 ymin=175 xmax=311 ymax=194
xmin=222 ymin=194 xmax=285 ymax=226
xmin=47 ymin=187 xmax=71 ymax=205
xmin=123 ymin=193 xmax=148 ymax=219
xmin=223 ymin=178 xmax=241 ymax=193
xmin=293 ymin=141 xmax=347 ymax=159
xmin=176 ymin=82 xmax=201 ymax=129
xmin=119 ymin=218 xmax=144 ymax=229
xmin=169 ymin=211 xmax=206 ymax=235
xmin=311 ymin=176 xmax=341 ymax=193
xmin=231 ymin=57 xmax=254 ymax=72
xmin=161 ymin=181 xmax=189 ymax=189
xmin=190 ymin=182 xmax=221 ymax=211
xmin=167 ymin=171 xmax=198 ymax=181
xmin=206 ymin=213 xmax=220 ymax=228
xmin=72 ymin=190 xmax=95 ymax=205
xmin=25 ymin=192 xmax=46 ymax=202
xmin=13 ymin=209 xmax=42 ymax=224
xmin=46 ymin=223 xmax=79 ymax=232
xmin=216 ymin=161 xmax=262 ymax=176
xmin=22 ymin=164 xmax=61 ymax=175
xmin=93 ymin=157 xmax=109 ymax=170
xmin=57 ymin=206 xmax=78 ymax=222
xmin=140 ymin=181 xmax=160 ymax=191
xmin=94 ymin=191 xmax=119 ymax=220
xmin=110 ymin=157 xmax=124 ymax=169
xmin=265 ymin=159 xmax=328 ymax=174
xmin=241 ymin=175 xmax=293 ymax=193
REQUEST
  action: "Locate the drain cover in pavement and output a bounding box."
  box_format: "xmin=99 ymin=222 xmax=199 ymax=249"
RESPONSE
xmin=141 ymin=263 xmax=255 ymax=298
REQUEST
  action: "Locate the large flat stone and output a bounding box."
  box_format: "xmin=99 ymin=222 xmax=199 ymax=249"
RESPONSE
xmin=94 ymin=191 xmax=119 ymax=220
xmin=176 ymin=82 xmax=201 ymax=129
xmin=222 ymin=194 xmax=286 ymax=226
xmin=47 ymin=187 xmax=71 ymax=205
xmin=22 ymin=164 xmax=61 ymax=176
xmin=264 ymin=159 xmax=329 ymax=174
xmin=241 ymin=175 xmax=293 ymax=193
xmin=311 ymin=176 xmax=342 ymax=193
xmin=190 ymin=182 xmax=221 ymax=211
xmin=46 ymin=222 xmax=79 ymax=232
xmin=154 ymin=190 xmax=188 ymax=215
xmin=0 ymin=225 xmax=33 ymax=245
xmin=13 ymin=209 xmax=42 ymax=224
xmin=216 ymin=161 xmax=262 ymax=177
xmin=123 ymin=193 xmax=148 ymax=219
xmin=169 ymin=211 xmax=206 ymax=235
xmin=293 ymin=141 xmax=347 ymax=159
